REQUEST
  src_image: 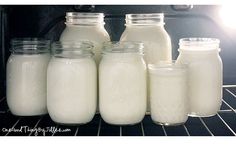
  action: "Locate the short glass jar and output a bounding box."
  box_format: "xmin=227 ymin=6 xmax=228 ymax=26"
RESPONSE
xmin=148 ymin=61 xmax=189 ymax=126
xmin=47 ymin=41 xmax=97 ymax=125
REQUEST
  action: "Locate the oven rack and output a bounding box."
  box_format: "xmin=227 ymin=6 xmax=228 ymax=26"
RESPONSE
xmin=0 ymin=86 xmax=236 ymax=136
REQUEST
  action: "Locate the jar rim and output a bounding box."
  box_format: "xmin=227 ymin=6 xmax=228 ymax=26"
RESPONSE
xmin=10 ymin=38 xmax=50 ymax=53
xmin=51 ymin=41 xmax=94 ymax=58
xmin=102 ymin=41 xmax=144 ymax=54
xmin=66 ymin=12 xmax=104 ymax=18
xmin=179 ymin=38 xmax=220 ymax=46
xmin=65 ymin=12 xmax=105 ymax=25
xmin=179 ymin=38 xmax=220 ymax=52
xmin=125 ymin=13 xmax=164 ymax=26
xmin=148 ymin=61 xmax=188 ymax=71
xmin=52 ymin=41 xmax=93 ymax=51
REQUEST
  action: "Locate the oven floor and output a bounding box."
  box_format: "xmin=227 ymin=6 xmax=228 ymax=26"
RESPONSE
xmin=0 ymin=86 xmax=236 ymax=136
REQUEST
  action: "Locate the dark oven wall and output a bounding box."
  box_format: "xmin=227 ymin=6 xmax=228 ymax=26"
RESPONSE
xmin=1 ymin=5 xmax=236 ymax=97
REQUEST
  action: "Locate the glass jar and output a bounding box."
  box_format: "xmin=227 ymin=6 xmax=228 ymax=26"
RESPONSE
xmin=47 ymin=41 xmax=97 ymax=125
xmin=120 ymin=13 xmax=172 ymax=112
xmin=7 ymin=38 xmax=50 ymax=116
xmin=176 ymin=38 xmax=223 ymax=117
xmin=60 ymin=12 xmax=110 ymax=64
xmin=99 ymin=42 xmax=147 ymax=125
xmin=148 ymin=61 xmax=188 ymax=126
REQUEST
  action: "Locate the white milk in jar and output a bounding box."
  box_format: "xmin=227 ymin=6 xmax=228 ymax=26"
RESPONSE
xmin=120 ymin=13 xmax=172 ymax=112
xmin=7 ymin=38 xmax=50 ymax=116
xmin=148 ymin=62 xmax=188 ymax=126
xmin=60 ymin=12 xmax=110 ymax=64
xmin=99 ymin=42 xmax=147 ymax=125
xmin=47 ymin=42 xmax=97 ymax=125
xmin=176 ymin=38 xmax=222 ymax=117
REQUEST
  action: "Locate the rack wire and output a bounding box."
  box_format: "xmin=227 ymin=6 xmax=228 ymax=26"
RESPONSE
xmin=0 ymin=86 xmax=236 ymax=136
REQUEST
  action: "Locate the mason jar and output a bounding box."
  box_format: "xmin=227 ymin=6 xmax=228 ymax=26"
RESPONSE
xmin=148 ymin=61 xmax=189 ymax=126
xmin=176 ymin=38 xmax=223 ymax=117
xmin=60 ymin=12 xmax=110 ymax=64
xmin=99 ymin=42 xmax=147 ymax=125
xmin=120 ymin=13 xmax=172 ymax=112
xmin=47 ymin=41 xmax=97 ymax=125
xmin=7 ymin=38 xmax=50 ymax=116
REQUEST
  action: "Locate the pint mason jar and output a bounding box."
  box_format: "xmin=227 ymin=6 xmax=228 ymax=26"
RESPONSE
xmin=120 ymin=13 xmax=172 ymax=112
xmin=176 ymin=38 xmax=223 ymax=117
xmin=7 ymin=38 xmax=50 ymax=116
xmin=60 ymin=12 xmax=110 ymax=64
xmin=148 ymin=61 xmax=189 ymax=126
xmin=47 ymin=41 xmax=97 ymax=125
xmin=99 ymin=42 xmax=147 ymax=125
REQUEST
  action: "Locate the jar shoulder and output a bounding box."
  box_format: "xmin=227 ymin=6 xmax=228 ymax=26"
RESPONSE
xmin=120 ymin=26 xmax=170 ymax=41
xmin=60 ymin=26 xmax=110 ymax=42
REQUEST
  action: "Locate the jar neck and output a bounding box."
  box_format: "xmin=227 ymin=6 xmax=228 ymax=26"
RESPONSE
xmin=65 ymin=12 xmax=105 ymax=26
xmin=11 ymin=38 xmax=50 ymax=54
xmin=125 ymin=13 xmax=164 ymax=26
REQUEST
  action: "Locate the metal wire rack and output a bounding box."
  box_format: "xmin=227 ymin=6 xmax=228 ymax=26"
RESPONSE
xmin=0 ymin=86 xmax=236 ymax=136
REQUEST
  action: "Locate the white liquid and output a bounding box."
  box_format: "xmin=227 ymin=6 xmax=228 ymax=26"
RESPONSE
xmin=120 ymin=25 xmax=172 ymax=112
xmin=120 ymin=25 xmax=172 ymax=64
xmin=60 ymin=25 xmax=110 ymax=64
xmin=149 ymin=67 xmax=188 ymax=125
xmin=7 ymin=54 xmax=50 ymax=116
xmin=47 ymin=56 xmax=97 ymax=124
xmin=176 ymin=49 xmax=222 ymax=117
xmin=99 ymin=54 xmax=147 ymax=125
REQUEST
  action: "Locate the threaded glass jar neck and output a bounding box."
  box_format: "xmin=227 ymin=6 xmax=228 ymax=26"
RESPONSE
xmin=125 ymin=13 xmax=164 ymax=26
xmin=179 ymin=38 xmax=220 ymax=52
xmin=52 ymin=41 xmax=94 ymax=58
xmin=102 ymin=41 xmax=144 ymax=55
xmin=65 ymin=12 xmax=105 ymax=25
xmin=11 ymin=38 xmax=50 ymax=54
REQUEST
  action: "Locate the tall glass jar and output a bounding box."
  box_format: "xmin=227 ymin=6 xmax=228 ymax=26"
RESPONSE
xmin=60 ymin=12 xmax=110 ymax=64
xmin=47 ymin=41 xmax=97 ymax=125
xmin=7 ymin=38 xmax=50 ymax=116
xmin=99 ymin=42 xmax=147 ymax=125
xmin=120 ymin=13 xmax=172 ymax=112
xmin=176 ymin=38 xmax=223 ymax=117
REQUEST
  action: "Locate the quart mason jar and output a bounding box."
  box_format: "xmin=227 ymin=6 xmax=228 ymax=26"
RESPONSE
xmin=7 ymin=38 xmax=50 ymax=116
xmin=120 ymin=13 xmax=172 ymax=112
xmin=99 ymin=42 xmax=147 ymax=125
xmin=176 ymin=38 xmax=223 ymax=117
xmin=47 ymin=41 xmax=97 ymax=125
xmin=60 ymin=12 xmax=110 ymax=64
